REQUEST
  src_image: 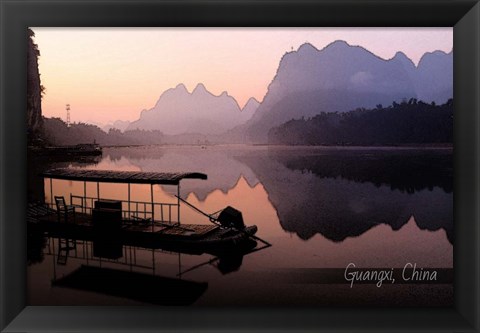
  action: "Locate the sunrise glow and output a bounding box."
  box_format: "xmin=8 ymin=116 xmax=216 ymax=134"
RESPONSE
xmin=31 ymin=27 xmax=452 ymax=125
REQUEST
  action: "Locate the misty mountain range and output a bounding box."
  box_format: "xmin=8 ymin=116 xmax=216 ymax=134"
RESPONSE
xmin=102 ymin=40 xmax=452 ymax=143
xmin=127 ymin=83 xmax=259 ymax=135
xmin=244 ymin=41 xmax=452 ymax=142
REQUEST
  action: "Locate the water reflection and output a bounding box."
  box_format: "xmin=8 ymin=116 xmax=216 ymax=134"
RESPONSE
xmin=267 ymin=148 xmax=452 ymax=193
xmin=236 ymin=147 xmax=453 ymax=245
xmin=28 ymin=235 xmax=259 ymax=305
xmin=45 ymin=237 xmax=209 ymax=305
xmin=102 ymin=146 xmax=259 ymax=201
xmin=28 ymin=145 xmax=453 ymax=305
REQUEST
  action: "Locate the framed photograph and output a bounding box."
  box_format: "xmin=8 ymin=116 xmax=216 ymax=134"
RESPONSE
xmin=1 ymin=0 xmax=479 ymax=332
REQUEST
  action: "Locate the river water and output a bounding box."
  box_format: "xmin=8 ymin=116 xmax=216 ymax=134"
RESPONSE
xmin=27 ymin=145 xmax=453 ymax=306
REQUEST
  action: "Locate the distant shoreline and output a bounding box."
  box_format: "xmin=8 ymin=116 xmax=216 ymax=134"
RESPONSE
xmin=97 ymin=143 xmax=453 ymax=150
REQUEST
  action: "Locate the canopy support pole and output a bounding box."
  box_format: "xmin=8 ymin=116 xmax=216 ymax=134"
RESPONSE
xmin=177 ymin=184 xmax=181 ymax=225
xmin=151 ymin=184 xmax=154 ymax=232
xmin=50 ymin=178 xmax=53 ymax=208
xmin=83 ymin=181 xmax=87 ymax=214
xmin=128 ymin=183 xmax=131 ymax=220
xmin=97 ymin=182 xmax=100 ymax=201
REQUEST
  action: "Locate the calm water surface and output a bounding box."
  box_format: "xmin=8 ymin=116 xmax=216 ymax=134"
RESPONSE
xmin=27 ymin=145 xmax=453 ymax=306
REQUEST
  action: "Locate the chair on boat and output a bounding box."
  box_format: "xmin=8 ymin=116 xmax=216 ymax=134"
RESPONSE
xmin=55 ymin=196 xmax=76 ymax=223
xmin=131 ymin=215 xmax=152 ymax=225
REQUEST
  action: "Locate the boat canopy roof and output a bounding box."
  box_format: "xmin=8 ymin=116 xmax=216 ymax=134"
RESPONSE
xmin=41 ymin=168 xmax=207 ymax=185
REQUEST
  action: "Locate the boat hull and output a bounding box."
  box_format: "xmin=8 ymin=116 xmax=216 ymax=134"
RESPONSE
xmin=30 ymin=219 xmax=258 ymax=255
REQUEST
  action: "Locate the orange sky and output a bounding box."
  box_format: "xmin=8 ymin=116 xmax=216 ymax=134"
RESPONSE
xmin=31 ymin=28 xmax=452 ymax=125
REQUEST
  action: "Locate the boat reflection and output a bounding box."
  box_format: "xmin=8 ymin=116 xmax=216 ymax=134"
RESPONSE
xmin=52 ymin=264 xmax=208 ymax=306
xmin=44 ymin=235 xmax=263 ymax=305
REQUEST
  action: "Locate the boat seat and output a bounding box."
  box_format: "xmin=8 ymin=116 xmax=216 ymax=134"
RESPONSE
xmin=55 ymin=196 xmax=76 ymax=223
xmin=131 ymin=215 xmax=152 ymax=225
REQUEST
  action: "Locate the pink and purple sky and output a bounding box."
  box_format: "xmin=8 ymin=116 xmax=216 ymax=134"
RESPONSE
xmin=31 ymin=27 xmax=452 ymax=125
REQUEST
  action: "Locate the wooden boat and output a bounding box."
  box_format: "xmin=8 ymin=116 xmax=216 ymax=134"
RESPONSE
xmin=31 ymin=213 xmax=258 ymax=255
xmin=31 ymin=168 xmax=263 ymax=255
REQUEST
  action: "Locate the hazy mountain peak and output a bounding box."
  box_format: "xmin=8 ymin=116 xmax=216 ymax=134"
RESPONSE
xmin=418 ymin=50 xmax=450 ymax=67
xmin=175 ymin=83 xmax=188 ymax=92
xmin=128 ymin=82 xmax=256 ymax=135
xmin=193 ymin=83 xmax=208 ymax=94
xmin=324 ymin=40 xmax=350 ymax=50
xmin=430 ymin=50 xmax=448 ymax=56
xmin=243 ymin=97 xmax=260 ymax=109
xmin=139 ymin=108 xmax=148 ymax=117
xmin=297 ymin=42 xmax=318 ymax=54
xmin=153 ymin=83 xmax=189 ymax=107
xmin=393 ymin=51 xmax=415 ymax=68
xmin=242 ymin=97 xmax=260 ymax=112
xmin=393 ymin=51 xmax=408 ymax=60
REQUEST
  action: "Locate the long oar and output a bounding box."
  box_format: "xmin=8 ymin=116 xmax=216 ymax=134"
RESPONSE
xmin=175 ymin=195 xmax=272 ymax=246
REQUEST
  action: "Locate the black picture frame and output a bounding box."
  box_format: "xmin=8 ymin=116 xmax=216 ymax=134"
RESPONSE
xmin=1 ymin=0 xmax=479 ymax=332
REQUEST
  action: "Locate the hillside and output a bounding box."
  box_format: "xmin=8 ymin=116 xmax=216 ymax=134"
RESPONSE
xmin=268 ymin=99 xmax=453 ymax=146
xmin=244 ymin=41 xmax=453 ymax=142
xmin=43 ymin=117 xmax=164 ymax=146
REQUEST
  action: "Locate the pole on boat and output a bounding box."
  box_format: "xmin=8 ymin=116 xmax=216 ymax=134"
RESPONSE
xmin=151 ymin=184 xmax=154 ymax=231
xmin=128 ymin=183 xmax=131 ymax=219
xmin=177 ymin=184 xmax=181 ymax=225
xmin=84 ymin=181 xmax=87 ymax=214
xmin=50 ymin=178 xmax=53 ymax=209
xmin=97 ymin=182 xmax=100 ymax=201
xmin=174 ymin=195 xmax=272 ymax=247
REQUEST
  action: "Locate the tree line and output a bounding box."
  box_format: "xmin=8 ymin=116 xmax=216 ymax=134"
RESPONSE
xmin=42 ymin=117 xmax=164 ymax=146
xmin=268 ymin=99 xmax=453 ymax=146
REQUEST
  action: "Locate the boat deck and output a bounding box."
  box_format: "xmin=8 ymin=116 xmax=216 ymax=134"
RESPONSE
xmin=34 ymin=209 xmax=219 ymax=238
xmin=27 ymin=202 xmax=258 ymax=255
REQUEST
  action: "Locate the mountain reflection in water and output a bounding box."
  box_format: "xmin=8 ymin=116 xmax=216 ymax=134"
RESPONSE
xmin=236 ymin=147 xmax=453 ymax=244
